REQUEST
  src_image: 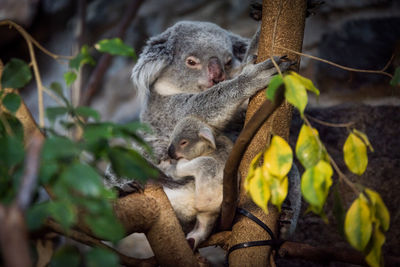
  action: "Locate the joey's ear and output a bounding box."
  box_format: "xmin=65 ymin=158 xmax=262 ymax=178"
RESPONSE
xmin=131 ymin=30 xmax=175 ymax=102
xmin=199 ymin=126 xmax=216 ymax=150
xmin=229 ymin=33 xmax=249 ymax=62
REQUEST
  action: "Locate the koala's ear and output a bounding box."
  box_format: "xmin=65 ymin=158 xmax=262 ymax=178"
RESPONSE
xmin=131 ymin=30 xmax=175 ymax=103
xmin=199 ymin=126 xmax=216 ymax=150
xmin=229 ymin=33 xmax=249 ymax=62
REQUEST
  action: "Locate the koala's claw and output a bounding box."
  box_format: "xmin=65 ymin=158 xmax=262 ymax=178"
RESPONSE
xmin=115 ymin=181 xmax=144 ymax=197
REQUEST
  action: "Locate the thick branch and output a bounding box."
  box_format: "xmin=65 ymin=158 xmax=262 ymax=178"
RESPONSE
xmin=220 ymin=86 xmax=285 ymax=230
xmin=228 ymin=0 xmax=306 ymax=266
xmin=81 ymin=0 xmax=145 ymax=106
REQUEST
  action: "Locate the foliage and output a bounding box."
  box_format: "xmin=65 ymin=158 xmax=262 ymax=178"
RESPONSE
xmin=0 ymin=37 xmax=155 ymax=266
xmin=246 ymin=71 xmax=390 ymax=267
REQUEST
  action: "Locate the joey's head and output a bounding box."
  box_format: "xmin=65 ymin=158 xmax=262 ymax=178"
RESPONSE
xmin=132 ymin=21 xmax=249 ymax=99
xmin=168 ymin=117 xmax=216 ymax=160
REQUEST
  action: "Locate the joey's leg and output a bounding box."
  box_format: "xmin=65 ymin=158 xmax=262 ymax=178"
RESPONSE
xmin=186 ymin=212 xmax=218 ymax=250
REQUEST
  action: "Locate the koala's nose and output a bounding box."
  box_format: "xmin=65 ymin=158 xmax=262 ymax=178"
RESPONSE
xmin=208 ymin=57 xmax=226 ymax=86
xmin=168 ymin=145 xmax=176 ymax=159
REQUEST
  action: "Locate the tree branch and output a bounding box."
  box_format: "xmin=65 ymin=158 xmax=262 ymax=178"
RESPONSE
xmin=16 ymin=131 xmax=44 ymax=211
xmin=220 ymin=86 xmax=285 ymax=230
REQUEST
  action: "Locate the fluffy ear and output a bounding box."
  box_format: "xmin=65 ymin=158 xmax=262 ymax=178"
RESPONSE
xmin=199 ymin=126 xmax=216 ymax=150
xmin=229 ymin=33 xmax=250 ymax=62
xmin=131 ymin=29 xmax=174 ymax=104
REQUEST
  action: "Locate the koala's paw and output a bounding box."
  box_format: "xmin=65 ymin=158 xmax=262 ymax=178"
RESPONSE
xmin=115 ymin=181 xmax=144 ymax=197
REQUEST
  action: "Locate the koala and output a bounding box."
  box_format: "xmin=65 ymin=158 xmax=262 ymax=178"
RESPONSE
xmin=159 ymin=116 xmax=233 ymax=249
xmin=127 ymin=21 xmax=300 ymax=240
xmin=131 ymin=21 xmax=291 ymax=162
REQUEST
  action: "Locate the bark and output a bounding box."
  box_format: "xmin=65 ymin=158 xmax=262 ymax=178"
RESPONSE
xmin=227 ymin=1 xmax=306 ymax=266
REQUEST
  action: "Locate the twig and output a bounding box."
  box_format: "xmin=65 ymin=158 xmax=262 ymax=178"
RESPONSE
xmin=0 ymin=20 xmax=73 ymax=61
xmin=220 ymin=85 xmax=285 ymax=230
xmin=16 ymin=132 xmax=44 ymax=211
xmin=81 ymin=0 xmax=145 ymax=106
xmin=45 ymin=220 xmax=157 ymax=267
xmin=306 ymin=115 xmax=355 ymax=128
xmin=42 ymin=86 xmax=66 ymax=106
xmin=274 ymin=45 xmax=393 ymax=79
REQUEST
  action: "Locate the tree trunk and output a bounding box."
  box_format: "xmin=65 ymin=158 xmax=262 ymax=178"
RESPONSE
xmin=227 ymin=1 xmax=306 ymax=266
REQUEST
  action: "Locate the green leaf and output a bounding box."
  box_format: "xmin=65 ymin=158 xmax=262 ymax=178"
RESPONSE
xmin=263 ymin=135 xmax=293 ymax=178
xmin=1 ymin=58 xmax=32 ymax=89
xmin=39 ymin=160 xmax=59 ymax=184
xmin=301 ymin=160 xmax=333 ymax=215
xmin=42 ymin=136 xmax=80 ymax=161
xmin=0 ymin=135 xmax=25 ymax=169
xmin=74 ymin=106 xmax=100 ymax=122
xmin=46 ymin=106 xmax=69 ymax=123
xmin=48 ymin=201 xmax=77 ymax=229
xmin=266 ymin=75 xmax=283 ymax=100
xmin=343 ymin=133 xmax=368 ymax=175
xmin=69 ymin=45 xmax=95 ymax=70
xmin=289 ymin=71 xmax=320 ymax=95
xmin=268 ymin=176 xmax=288 ymax=212
xmin=345 ymin=195 xmax=373 ymax=251
xmin=390 ymin=67 xmax=400 ymax=87
xmin=84 ymin=213 xmax=125 ymax=242
xmin=364 ymin=189 xmax=390 ymax=232
xmin=247 ymin=167 xmax=270 ymax=214
xmin=283 ymin=74 xmax=308 ymax=117
xmin=365 ymin=227 xmax=385 ymax=267
xmin=26 ymin=202 xmax=52 ymax=230
xmin=95 ymin=38 xmax=136 ymax=58
xmin=50 ymin=82 xmax=69 ymax=105
xmin=0 ymin=113 xmax=24 ymax=141
xmin=50 ymin=246 xmax=80 ymax=267
xmin=64 ymin=71 xmax=77 ymax=86
xmin=295 ymin=124 xmax=325 ymax=169
xmin=2 ymin=93 xmax=21 ymax=113
xmin=83 ymin=123 xmax=114 ymax=142
xmin=60 ymin=163 xmax=103 ymax=197
xmin=86 ymin=248 xmax=118 ymax=267
xmin=108 ymin=146 xmax=157 ymax=182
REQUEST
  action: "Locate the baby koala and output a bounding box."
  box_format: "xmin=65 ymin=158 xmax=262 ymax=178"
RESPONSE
xmin=160 ymin=116 xmax=233 ymax=249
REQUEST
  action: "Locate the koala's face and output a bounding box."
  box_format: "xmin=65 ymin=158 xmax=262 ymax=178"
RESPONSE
xmin=153 ymin=21 xmax=248 ymax=95
xmin=168 ymin=117 xmax=216 ymax=160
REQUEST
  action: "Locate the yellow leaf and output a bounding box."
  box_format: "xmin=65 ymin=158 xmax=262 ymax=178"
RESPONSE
xmin=365 ymin=189 xmax=390 ymax=232
xmin=365 ymin=227 xmax=386 ymax=267
xmin=343 ymin=133 xmax=368 ymax=175
xmin=283 ymin=74 xmax=308 ymax=117
xmin=269 ymin=176 xmax=288 ymax=212
xmin=353 ymin=129 xmax=374 ymax=152
xmin=244 ymin=151 xmax=263 ymax=191
xmin=345 ymin=195 xmax=373 ymax=251
xmin=289 ymin=71 xmax=320 ymax=95
xmin=248 ymin=167 xmax=270 ymax=214
xmin=301 ymin=160 xmax=333 ymax=214
xmin=263 ymin=135 xmax=293 ymax=178
xmin=296 ymin=124 xmax=325 ymax=169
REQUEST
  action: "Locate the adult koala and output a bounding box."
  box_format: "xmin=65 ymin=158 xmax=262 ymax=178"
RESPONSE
xmin=131 ymin=21 xmax=290 ymax=162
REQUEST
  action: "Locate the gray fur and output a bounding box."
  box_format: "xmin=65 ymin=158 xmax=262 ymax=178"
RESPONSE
xmin=129 ymin=21 xmax=300 ymax=240
xmin=159 ymin=117 xmax=233 ymax=249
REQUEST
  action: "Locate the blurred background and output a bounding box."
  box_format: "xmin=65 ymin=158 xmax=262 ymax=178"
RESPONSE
xmin=1 ymin=0 xmax=399 ymax=265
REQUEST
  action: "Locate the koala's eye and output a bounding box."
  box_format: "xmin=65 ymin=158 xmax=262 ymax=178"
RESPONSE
xmin=186 ymin=56 xmax=200 ymax=68
xmin=179 ymin=140 xmax=188 ymax=147
xmin=225 ymin=58 xmax=232 ymax=67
